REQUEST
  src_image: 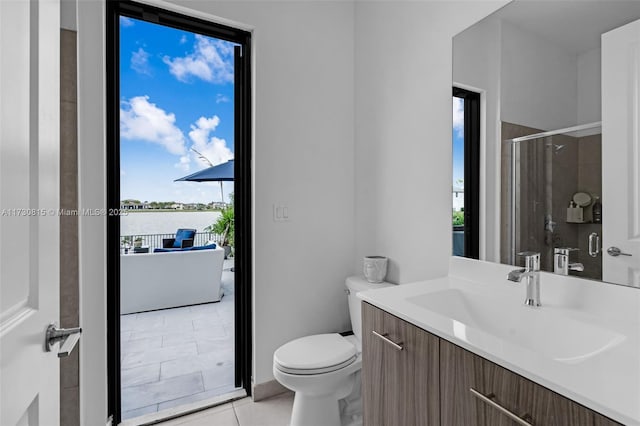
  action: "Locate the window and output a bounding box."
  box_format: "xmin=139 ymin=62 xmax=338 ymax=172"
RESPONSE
xmin=452 ymin=87 xmax=480 ymax=259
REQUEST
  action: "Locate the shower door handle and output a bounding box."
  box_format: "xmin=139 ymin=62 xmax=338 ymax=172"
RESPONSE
xmin=588 ymin=232 xmax=600 ymax=257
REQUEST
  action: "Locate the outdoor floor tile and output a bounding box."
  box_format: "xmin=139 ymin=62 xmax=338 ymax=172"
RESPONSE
xmin=121 ymin=336 xmax=163 ymax=355
xmin=122 ymin=342 xmax=198 ymax=370
xmin=121 ymin=372 xmax=204 ymax=412
xmin=161 ymin=327 xmax=229 ymax=348
xmin=160 ymin=350 xmax=233 ymax=380
xmin=129 ymin=314 xmax=166 ymax=329
xmin=121 ymin=363 xmax=161 ymax=388
xmin=122 ymin=263 xmax=236 ymax=422
xmin=201 ymin=366 xmax=234 ymax=391
xmin=189 ymin=303 xmax=219 ymax=315
xmin=120 ymin=314 xmax=138 ymax=332
xmin=196 ymin=337 xmax=233 ymax=355
xmin=128 ymin=321 xmax=194 ymax=340
xmin=157 ymin=387 xmax=238 ymax=412
xmin=121 ymin=403 xmax=158 ymax=421
xmin=192 ymin=319 xmax=228 ymax=333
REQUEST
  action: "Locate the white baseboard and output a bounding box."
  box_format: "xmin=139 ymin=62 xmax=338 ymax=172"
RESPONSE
xmin=252 ymin=379 xmax=291 ymax=402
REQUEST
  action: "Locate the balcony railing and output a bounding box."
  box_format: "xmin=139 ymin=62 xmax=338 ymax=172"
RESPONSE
xmin=120 ymin=232 xmax=223 ymax=252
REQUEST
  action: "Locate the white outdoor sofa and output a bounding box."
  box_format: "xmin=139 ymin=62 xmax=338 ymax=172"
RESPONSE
xmin=120 ymin=246 xmax=225 ymax=314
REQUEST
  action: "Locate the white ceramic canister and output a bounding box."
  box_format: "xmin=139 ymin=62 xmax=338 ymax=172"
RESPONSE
xmin=363 ymin=256 xmax=388 ymax=283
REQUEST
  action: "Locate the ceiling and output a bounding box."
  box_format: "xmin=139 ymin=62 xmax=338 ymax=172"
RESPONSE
xmin=496 ymin=0 xmax=640 ymax=55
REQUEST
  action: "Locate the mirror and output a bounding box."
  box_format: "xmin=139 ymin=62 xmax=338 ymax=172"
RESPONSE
xmin=453 ymin=0 xmax=640 ymax=287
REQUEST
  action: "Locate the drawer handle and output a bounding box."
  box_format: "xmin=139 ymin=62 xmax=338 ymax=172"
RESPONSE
xmin=469 ymin=388 xmax=533 ymax=426
xmin=371 ymin=330 xmax=403 ymax=351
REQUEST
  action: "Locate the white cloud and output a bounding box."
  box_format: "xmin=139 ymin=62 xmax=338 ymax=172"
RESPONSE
xmin=163 ymin=35 xmax=235 ymax=84
xmin=180 ymin=35 xmax=188 ymax=44
xmin=120 ymin=96 xmax=187 ymax=156
xmin=120 ymin=16 xmax=135 ymax=27
xmin=175 ymin=155 xmax=191 ymax=172
xmin=131 ymin=47 xmax=152 ymax=75
xmin=188 ymin=115 xmax=233 ymax=167
xmin=453 ymin=97 xmax=464 ymax=138
xmin=216 ymin=94 xmax=231 ymax=104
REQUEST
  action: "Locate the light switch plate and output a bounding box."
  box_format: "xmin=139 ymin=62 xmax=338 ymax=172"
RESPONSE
xmin=273 ymin=204 xmax=290 ymax=222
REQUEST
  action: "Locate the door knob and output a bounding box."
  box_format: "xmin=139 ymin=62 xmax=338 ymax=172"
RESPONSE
xmin=45 ymin=323 xmax=82 ymax=357
xmin=607 ymin=247 xmax=632 ymax=257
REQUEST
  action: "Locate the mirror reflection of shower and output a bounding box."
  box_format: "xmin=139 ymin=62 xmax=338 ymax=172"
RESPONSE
xmin=501 ymin=121 xmax=603 ymax=280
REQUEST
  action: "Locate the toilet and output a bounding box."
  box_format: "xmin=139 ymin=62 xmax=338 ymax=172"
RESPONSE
xmin=273 ymin=276 xmax=393 ymax=426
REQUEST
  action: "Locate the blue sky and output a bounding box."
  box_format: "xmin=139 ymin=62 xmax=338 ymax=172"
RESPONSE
xmin=452 ymin=97 xmax=465 ymax=188
xmin=119 ymin=16 xmax=237 ymax=204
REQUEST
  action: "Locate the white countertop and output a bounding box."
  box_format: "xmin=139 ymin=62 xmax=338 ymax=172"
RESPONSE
xmin=358 ymin=257 xmax=640 ymax=425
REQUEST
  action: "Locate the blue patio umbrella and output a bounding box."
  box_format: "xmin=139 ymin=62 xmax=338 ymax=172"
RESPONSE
xmin=175 ymin=159 xmax=234 ymax=204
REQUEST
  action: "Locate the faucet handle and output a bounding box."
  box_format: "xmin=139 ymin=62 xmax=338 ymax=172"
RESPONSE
xmin=554 ymin=247 xmax=579 ymax=255
xmin=517 ymin=251 xmax=540 ymax=271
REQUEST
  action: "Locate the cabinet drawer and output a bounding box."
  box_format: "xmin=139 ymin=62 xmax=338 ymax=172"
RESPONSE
xmin=440 ymin=340 xmax=622 ymax=426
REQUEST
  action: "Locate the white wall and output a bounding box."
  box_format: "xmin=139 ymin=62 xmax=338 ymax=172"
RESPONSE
xmin=453 ymin=14 xmax=502 ymax=263
xmin=577 ymin=47 xmax=602 ymax=124
xmin=354 ymin=1 xmax=507 ymax=284
xmin=169 ymin=0 xmax=356 ymax=386
xmin=77 ymin=1 xmax=108 ymax=424
xmin=501 ymin=21 xmax=579 ymax=131
xmin=74 ymin=1 xmax=511 ymax=419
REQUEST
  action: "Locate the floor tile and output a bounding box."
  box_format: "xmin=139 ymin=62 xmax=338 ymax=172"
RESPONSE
xmin=122 ymin=342 xmax=198 ymax=370
xmin=121 ymin=363 xmax=161 ymax=388
xmin=158 ymin=403 xmax=238 ymax=426
xmin=121 ymin=336 xmax=163 ymax=355
xmin=192 ymin=319 xmax=228 ymax=333
xmin=196 ymin=336 xmax=233 ymax=355
xmin=122 ymin=262 xmax=236 ymax=422
xmin=161 ymin=327 xmax=228 ymax=349
xmin=121 ymin=371 xmax=204 ymax=412
xmin=128 ymin=320 xmax=194 ymax=340
xmin=160 ymin=349 xmax=233 ymax=380
xmin=121 ymin=403 xmax=158 ymax=420
xmin=201 ymin=365 xmax=235 ymax=391
xmin=121 ymin=314 xmax=138 ymax=332
xmin=157 ymin=387 xmax=239 ymax=412
xmin=233 ymin=393 xmax=294 ymax=426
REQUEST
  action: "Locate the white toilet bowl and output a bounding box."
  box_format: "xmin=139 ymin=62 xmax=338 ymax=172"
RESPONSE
xmin=273 ymin=334 xmax=361 ymax=426
xmin=272 ymin=276 xmax=393 ymax=426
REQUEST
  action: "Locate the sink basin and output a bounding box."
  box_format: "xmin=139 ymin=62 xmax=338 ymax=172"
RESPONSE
xmin=407 ymin=288 xmax=626 ymax=363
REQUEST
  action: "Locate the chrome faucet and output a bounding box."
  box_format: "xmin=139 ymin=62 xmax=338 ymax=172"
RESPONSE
xmin=553 ymin=247 xmax=584 ymax=275
xmin=507 ymin=251 xmax=541 ymax=307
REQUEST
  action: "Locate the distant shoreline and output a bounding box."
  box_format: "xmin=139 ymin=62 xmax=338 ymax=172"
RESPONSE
xmin=123 ymin=208 xmax=223 ymax=213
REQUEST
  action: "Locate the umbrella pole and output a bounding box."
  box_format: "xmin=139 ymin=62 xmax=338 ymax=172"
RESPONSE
xmin=220 ymin=181 xmax=224 ymax=205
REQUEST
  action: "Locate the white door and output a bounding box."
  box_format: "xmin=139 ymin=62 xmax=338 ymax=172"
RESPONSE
xmin=0 ymin=0 xmax=61 ymax=424
xmin=602 ymin=19 xmax=640 ymax=287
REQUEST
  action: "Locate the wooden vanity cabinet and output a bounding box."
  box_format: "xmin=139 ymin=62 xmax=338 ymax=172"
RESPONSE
xmin=362 ymin=303 xmax=622 ymax=426
xmin=361 ymin=302 xmax=440 ymax=426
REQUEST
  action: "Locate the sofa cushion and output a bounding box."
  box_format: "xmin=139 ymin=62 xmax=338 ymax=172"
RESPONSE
xmin=174 ymin=228 xmax=196 ymax=248
xmin=154 ymin=243 xmax=216 ymax=253
xmin=190 ymin=243 xmax=217 ymax=251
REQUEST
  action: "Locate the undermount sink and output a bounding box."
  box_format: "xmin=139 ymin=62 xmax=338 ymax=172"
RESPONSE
xmin=407 ymin=288 xmax=626 ymax=364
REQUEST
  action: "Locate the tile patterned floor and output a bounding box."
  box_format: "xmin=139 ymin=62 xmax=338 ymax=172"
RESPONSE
xmin=121 ymin=259 xmax=237 ymax=420
xmin=156 ymin=393 xmax=294 ymax=426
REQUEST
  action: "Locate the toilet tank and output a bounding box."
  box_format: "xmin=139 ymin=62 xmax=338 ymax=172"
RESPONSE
xmin=345 ymin=276 xmax=394 ymax=341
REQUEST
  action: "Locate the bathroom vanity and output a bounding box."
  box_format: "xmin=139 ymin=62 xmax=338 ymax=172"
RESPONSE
xmin=359 ymin=257 xmax=639 ymax=426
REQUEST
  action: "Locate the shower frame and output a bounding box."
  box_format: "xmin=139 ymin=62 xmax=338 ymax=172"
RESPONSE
xmin=505 ymin=121 xmax=602 ymax=265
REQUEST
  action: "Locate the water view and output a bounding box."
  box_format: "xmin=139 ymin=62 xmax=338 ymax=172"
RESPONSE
xmin=120 ymin=210 xmax=222 ymax=236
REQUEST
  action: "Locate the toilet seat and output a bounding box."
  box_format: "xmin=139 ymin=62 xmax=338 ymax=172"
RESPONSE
xmin=274 ymin=333 xmax=357 ymax=375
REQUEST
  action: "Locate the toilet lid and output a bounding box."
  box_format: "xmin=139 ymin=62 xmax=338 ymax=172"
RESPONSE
xmin=274 ymin=333 xmax=357 ymax=375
